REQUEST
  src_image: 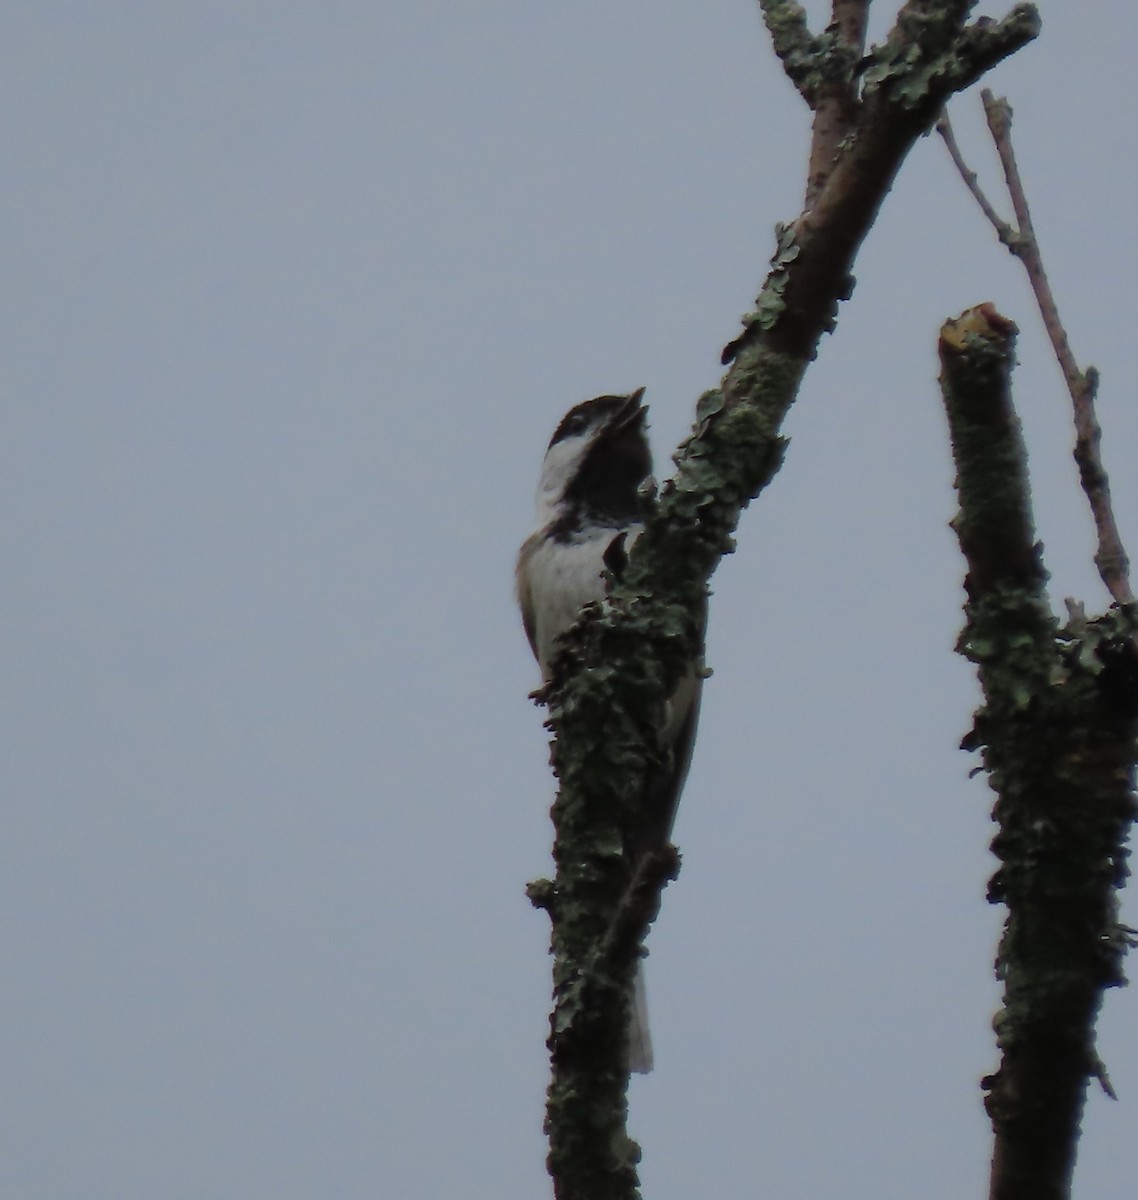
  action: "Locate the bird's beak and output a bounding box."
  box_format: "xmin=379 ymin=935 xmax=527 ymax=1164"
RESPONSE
xmin=616 ymin=387 xmax=647 ymax=429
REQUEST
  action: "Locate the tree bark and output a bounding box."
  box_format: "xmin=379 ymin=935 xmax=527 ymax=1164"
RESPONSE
xmin=535 ymin=8 xmax=1042 ymax=1197
xmin=938 ymin=305 xmax=1138 ymax=1200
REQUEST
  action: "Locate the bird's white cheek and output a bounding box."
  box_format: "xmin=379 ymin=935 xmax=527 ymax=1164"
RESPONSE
xmin=533 ymin=434 xmax=591 ymax=528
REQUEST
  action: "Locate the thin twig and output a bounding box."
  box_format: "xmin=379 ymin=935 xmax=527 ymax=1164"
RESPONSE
xmin=979 ymin=90 xmax=1133 ymax=605
xmin=981 ymin=92 xmax=1082 ymax=397
xmin=936 ymin=111 xmax=1017 ymax=247
xmin=939 ymin=92 xmax=1134 ymax=606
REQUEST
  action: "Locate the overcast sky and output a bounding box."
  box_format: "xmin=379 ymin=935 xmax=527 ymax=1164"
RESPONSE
xmin=4 ymin=4 xmax=1137 ymax=1198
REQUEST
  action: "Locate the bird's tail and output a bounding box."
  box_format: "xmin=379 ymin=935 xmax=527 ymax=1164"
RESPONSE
xmin=628 ymin=963 xmax=653 ymax=1074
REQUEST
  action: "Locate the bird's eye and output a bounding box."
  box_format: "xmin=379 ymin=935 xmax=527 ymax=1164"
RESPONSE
xmin=550 ymin=404 xmax=598 ymax=447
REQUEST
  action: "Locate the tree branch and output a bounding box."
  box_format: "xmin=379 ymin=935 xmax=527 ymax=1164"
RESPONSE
xmin=936 ymin=109 xmax=1017 ymax=247
xmin=541 ymin=846 xmax=680 ymax=1200
xmin=539 ymin=9 xmax=1040 ymax=1197
xmin=759 ymin=0 xmax=821 ymax=107
xmin=938 ymin=305 xmax=1138 ymax=1200
xmin=938 ymin=91 xmax=1134 ymax=606
xmin=757 ymin=1 xmax=870 ymax=207
xmin=726 ymin=4 xmax=1040 ymax=364
xmin=803 ymin=3 xmax=870 ymax=207
xmin=980 ymin=90 xmax=1135 ymax=607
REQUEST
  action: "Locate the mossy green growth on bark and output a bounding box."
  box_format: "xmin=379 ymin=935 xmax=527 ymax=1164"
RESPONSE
xmin=941 ymin=308 xmax=1138 ymax=1200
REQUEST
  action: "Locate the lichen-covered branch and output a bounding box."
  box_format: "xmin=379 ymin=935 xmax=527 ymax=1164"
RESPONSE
xmin=759 ymin=0 xmax=821 ymax=105
xmin=939 ymin=306 xmax=1138 ymax=1200
xmin=726 ymin=4 xmax=1040 ymax=364
xmin=536 ymin=9 xmax=1040 ymax=1197
xmin=537 ymin=844 xmax=681 ymax=1200
xmin=805 ymin=2 xmax=869 ymax=206
xmin=759 ymin=0 xmax=871 ymax=205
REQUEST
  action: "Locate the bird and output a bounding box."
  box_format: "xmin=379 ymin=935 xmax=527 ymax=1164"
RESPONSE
xmin=516 ymin=388 xmax=703 ymax=1072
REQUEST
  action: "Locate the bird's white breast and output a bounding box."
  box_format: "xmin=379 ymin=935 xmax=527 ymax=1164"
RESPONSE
xmin=522 ymin=524 xmax=642 ymax=677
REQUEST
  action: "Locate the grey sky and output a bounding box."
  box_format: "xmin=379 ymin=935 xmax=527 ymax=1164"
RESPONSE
xmin=4 ymin=4 xmax=1136 ymax=1197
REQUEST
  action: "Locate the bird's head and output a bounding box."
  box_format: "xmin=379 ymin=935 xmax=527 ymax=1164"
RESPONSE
xmin=535 ymin=388 xmax=652 ymax=533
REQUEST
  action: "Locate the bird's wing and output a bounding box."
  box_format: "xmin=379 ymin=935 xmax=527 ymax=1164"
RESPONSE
xmin=625 ymin=592 xmax=707 ymax=862
xmin=515 ymin=533 xmax=540 ymax=661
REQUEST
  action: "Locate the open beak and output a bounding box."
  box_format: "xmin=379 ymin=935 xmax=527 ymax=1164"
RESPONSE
xmin=615 ymin=387 xmax=647 ymax=429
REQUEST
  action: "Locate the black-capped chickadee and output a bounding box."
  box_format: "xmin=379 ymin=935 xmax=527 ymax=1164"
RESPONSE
xmin=516 ymin=389 xmax=703 ymax=1073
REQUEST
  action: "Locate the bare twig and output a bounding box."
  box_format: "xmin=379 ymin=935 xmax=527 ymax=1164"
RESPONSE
xmin=938 ymin=92 xmax=1134 ymax=606
xmin=982 ymin=91 xmax=1084 ymax=402
xmin=981 ymin=89 xmax=1134 ymax=606
xmin=936 ymin=110 xmax=1017 ymax=247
